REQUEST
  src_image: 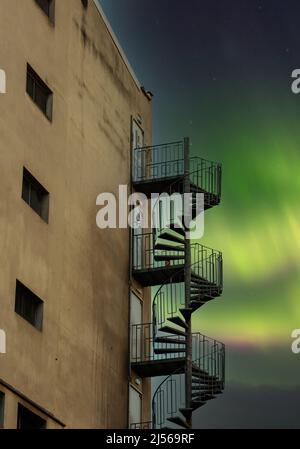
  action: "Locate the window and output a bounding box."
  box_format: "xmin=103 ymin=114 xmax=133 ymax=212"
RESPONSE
xmin=15 ymin=281 xmax=44 ymax=331
xmin=22 ymin=168 xmax=49 ymax=222
xmin=26 ymin=64 xmax=53 ymax=120
xmin=0 ymin=392 xmax=4 ymax=429
xmin=35 ymin=0 xmax=55 ymax=23
xmin=17 ymin=404 xmax=46 ymax=429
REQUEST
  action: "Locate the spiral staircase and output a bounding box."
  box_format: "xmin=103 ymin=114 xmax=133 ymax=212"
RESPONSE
xmin=130 ymin=138 xmax=225 ymax=429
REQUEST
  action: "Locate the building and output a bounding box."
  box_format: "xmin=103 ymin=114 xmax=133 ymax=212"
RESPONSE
xmin=0 ymin=0 xmax=152 ymax=429
xmin=0 ymin=0 xmax=224 ymax=430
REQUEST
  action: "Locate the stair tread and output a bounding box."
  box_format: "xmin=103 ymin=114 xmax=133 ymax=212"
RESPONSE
xmin=154 ymin=336 xmax=186 ymax=345
xmin=190 ymin=294 xmax=209 ymax=300
xmin=159 ymin=326 xmax=187 ymax=337
xmin=155 ymin=242 xmax=184 ymax=252
xmin=154 ymin=348 xmax=186 ymax=354
xmin=167 ymin=316 xmax=188 ymax=330
xmin=154 ymin=254 xmax=185 ymax=262
xmin=179 ymin=408 xmax=193 ymax=420
xmin=158 ymin=230 xmax=185 ymax=244
xmin=169 ymin=224 xmax=185 ymax=236
xmin=191 ymin=401 xmax=206 ymax=409
xmin=192 ymin=387 xmax=222 ymax=393
xmin=167 ymin=416 xmax=189 ymax=429
xmin=192 ymin=394 xmax=216 ymax=401
xmin=179 ymin=308 xmax=193 ymax=320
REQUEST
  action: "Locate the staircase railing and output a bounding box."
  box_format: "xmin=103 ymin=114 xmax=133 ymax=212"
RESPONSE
xmin=152 ymin=371 xmax=186 ymax=429
xmin=132 ymin=232 xmax=184 ymax=271
xmin=132 ymin=141 xmax=222 ymax=204
xmin=130 ymin=322 xmax=186 ymax=364
xmin=132 ymin=232 xmax=222 ymax=288
xmin=151 ymin=334 xmax=225 ymax=429
xmin=133 ymin=141 xmax=184 ymax=183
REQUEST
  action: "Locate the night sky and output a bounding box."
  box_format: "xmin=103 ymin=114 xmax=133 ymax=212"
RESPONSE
xmin=99 ymin=0 xmax=300 ymax=428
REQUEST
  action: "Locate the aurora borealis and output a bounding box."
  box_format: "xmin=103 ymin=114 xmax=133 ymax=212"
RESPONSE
xmin=99 ymin=0 xmax=300 ymax=427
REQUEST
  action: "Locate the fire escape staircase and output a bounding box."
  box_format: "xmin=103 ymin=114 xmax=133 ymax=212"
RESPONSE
xmin=130 ymin=138 xmax=225 ymax=429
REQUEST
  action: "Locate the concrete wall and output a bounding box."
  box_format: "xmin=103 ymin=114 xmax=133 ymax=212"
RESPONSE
xmin=0 ymin=0 xmax=152 ymax=428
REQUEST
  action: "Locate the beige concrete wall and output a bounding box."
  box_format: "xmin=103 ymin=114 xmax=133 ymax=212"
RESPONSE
xmin=0 ymin=0 xmax=151 ymax=428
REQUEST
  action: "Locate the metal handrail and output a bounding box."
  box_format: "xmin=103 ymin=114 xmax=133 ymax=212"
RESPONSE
xmin=132 ymin=140 xmax=222 ymax=203
xmin=151 ymin=334 xmax=225 ymax=429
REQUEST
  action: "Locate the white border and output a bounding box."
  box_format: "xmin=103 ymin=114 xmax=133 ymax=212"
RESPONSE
xmin=93 ymin=0 xmax=141 ymax=89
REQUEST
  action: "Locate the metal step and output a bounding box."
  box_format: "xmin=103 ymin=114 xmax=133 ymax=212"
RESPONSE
xmin=167 ymin=316 xmax=188 ymax=330
xmin=154 ymin=254 xmax=185 ymax=262
xmin=167 ymin=416 xmax=189 ymax=429
xmin=190 ymin=294 xmax=201 ymax=300
xmin=193 ymin=384 xmax=222 ymax=391
xmin=191 ymin=400 xmax=206 ymax=409
xmin=190 ymin=295 xmax=212 ymax=302
xmin=191 ymin=279 xmax=209 ymax=287
xmin=154 ymin=242 xmax=184 ymax=252
xmin=192 ymin=368 xmax=214 ymax=379
xmin=192 ymin=376 xmax=216 ymax=384
xmin=154 ymin=336 xmax=186 ymax=345
xmin=169 ymin=224 xmax=185 ymax=236
xmin=194 ymin=379 xmax=219 ymax=387
xmin=154 ymin=348 xmax=186 ymax=354
xmin=179 ymin=408 xmax=193 ymax=420
xmin=158 ymin=230 xmax=184 ymax=244
xmin=192 ymin=394 xmax=216 ymax=402
xmin=179 ymin=308 xmax=193 ymax=321
xmin=190 ymin=301 xmax=206 ymax=309
xmin=159 ymin=326 xmax=187 ymax=337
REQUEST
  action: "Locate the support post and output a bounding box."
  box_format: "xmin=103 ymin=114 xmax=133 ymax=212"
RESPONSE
xmin=183 ymin=137 xmax=192 ymax=428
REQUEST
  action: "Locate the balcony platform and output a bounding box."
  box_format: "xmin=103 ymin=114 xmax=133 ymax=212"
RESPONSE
xmin=131 ymin=357 xmax=186 ymax=378
xmin=133 ymin=178 xmax=220 ymax=210
xmin=132 ymin=265 xmax=185 ymax=287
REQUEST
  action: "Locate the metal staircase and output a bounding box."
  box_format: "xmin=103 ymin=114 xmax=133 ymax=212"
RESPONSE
xmin=130 ymin=138 xmax=225 ymax=429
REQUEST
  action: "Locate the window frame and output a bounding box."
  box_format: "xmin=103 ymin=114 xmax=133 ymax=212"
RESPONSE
xmin=0 ymin=392 xmax=4 ymax=429
xmin=35 ymin=0 xmax=55 ymax=24
xmin=15 ymin=280 xmax=44 ymax=332
xmin=17 ymin=403 xmax=47 ymax=429
xmin=22 ymin=167 xmax=49 ymax=223
xmin=26 ymin=64 xmax=53 ymax=121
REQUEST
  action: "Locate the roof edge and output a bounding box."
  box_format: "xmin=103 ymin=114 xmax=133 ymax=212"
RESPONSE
xmin=92 ymin=0 xmax=141 ymax=90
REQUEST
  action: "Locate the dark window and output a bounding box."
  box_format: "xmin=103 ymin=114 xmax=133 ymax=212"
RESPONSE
xmin=26 ymin=64 xmax=53 ymax=120
xmin=15 ymin=281 xmax=44 ymax=331
xmin=35 ymin=0 xmax=55 ymax=23
xmin=22 ymin=168 xmax=49 ymax=222
xmin=17 ymin=404 xmax=46 ymax=429
xmin=0 ymin=392 xmax=4 ymax=429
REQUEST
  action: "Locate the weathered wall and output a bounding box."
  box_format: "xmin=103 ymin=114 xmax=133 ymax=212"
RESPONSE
xmin=0 ymin=0 xmax=151 ymax=428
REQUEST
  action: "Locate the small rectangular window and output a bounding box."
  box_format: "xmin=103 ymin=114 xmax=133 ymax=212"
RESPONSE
xmin=22 ymin=168 xmax=49 ymax=223
xmin=35 ymin=0 xmax=55 ymax=23
xmin=0 ymin=392 xmax=4 ymax=429
xmin=15 ymin=281 xmax=44 ymax=331
xmin=26 ymin=64 xmax=53 ymax=120
xmin=17 ymin=404 xmax=46 ymax=429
